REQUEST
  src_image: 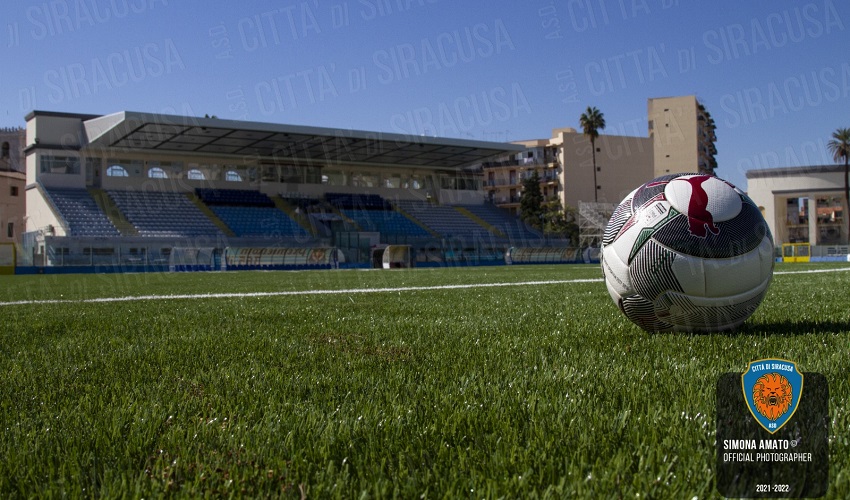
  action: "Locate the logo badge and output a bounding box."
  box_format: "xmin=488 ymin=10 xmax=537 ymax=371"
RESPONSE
xmin=741 ymin=359 xmax=803 ymax=434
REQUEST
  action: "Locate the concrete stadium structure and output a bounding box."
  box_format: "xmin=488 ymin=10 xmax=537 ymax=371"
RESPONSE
xmin=22 ymin=110 xmax=555 ymax=270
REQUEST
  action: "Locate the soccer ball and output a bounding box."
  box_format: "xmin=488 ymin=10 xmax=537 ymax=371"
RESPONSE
xmin=600 ymin=173 xmax=774 ymax=332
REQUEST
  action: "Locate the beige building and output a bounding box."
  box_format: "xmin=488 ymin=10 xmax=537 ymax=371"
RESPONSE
xmin=482 ymin=139 xmax=560 ymax=216
xmin=0 ymin=127 xmax=26 ymax=245
xmin=648 ymin=95 xmax=717 ymax=177
xmin=554 ymin=127 xmax=654 ymax=208
xmin=484 ymin=95 xmax=717 ymax=217
xmin=0 ymin=169 xmax=25 ymax=245
xmin=484 ymin=127 xmax=654 ymax=212
xmin=747 ymin=165 xmax=848 ymax=247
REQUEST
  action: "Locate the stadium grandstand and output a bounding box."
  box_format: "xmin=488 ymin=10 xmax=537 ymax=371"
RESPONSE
xmin=19 ymin=110 xmax=570 ymax=272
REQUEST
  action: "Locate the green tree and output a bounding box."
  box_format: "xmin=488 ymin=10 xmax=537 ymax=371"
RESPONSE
xmin=519 ymin=171 xmax=543 ymax=230
xmin=579 ymin=106 xmax=606 ymax=202
xmin=542 ymin=199 xmax=580 ymax=244
xmin=827 ymin=127 xmax=850 ymax=241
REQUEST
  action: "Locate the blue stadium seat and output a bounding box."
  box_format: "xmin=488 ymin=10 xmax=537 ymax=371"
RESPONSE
xmin=211 ymin=206 xmax=308 ymax=238
xmin=457 ymin=204 xmax=543 ymax=241
xmin=196 ymin=188 xmax=274 ymax=207
xmin=46 ymin=188 xmax=121 ymax=237
xmin=341 ymin=209 xmax=430 ymax=237
xmin=395 ymin=200 xmax=490 ymax=238
xmin=108 ymin=190 xmax=223 ymax=237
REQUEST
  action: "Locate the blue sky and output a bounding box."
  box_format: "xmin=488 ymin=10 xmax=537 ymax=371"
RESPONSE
xmin=2 ymin=0 xmax=849 ymax=190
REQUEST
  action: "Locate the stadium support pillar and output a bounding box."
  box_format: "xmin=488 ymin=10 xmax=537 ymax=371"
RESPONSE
xmin=807 ymin=197 xmax=817 ymax=245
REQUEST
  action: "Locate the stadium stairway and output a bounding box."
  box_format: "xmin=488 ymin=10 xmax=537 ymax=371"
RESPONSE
xmin=452 ymin=206 xmax=506 ymax=238
xmin=320 ymin=203 xmax=360 ymax=231
xmin=89 ymin=188 xmax=138 ymax=236
xmin=272 ymin=195 xmax=317 ymax=236
xmin=186 ymin=192 xmax=236 ymax=237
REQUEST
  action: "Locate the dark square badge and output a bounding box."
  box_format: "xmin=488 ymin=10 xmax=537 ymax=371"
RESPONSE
xmin=716 ymin=370 xmax=828 ymax=498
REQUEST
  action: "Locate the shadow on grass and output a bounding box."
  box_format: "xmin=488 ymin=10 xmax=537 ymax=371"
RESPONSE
xmin=730 ymin=319 xmax=850 ymax=337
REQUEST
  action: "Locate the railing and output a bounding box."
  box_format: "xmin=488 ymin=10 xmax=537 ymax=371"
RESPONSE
xmin=579 ymin=202 xmax=616 ymax=228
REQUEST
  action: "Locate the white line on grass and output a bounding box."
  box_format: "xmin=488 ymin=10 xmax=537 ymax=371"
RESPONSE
xmin=774 ymin=266 xmax=850 ymax=275
xmin=0 ymin=278 xmax=603 ymax=307
xmin=2 ymin=266 xmax=848 ymax=308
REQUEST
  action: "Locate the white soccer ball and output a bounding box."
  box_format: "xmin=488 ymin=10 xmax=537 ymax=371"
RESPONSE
xmin=600 ymin=173 xmax=774 ymax=332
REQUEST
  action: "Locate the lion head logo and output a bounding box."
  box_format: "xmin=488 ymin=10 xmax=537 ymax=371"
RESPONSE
xmin=752 ymin=372 xmax=793 ymax=421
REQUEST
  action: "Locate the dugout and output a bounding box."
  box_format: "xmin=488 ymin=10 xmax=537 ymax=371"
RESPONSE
xmin=505 ymin=247 xmax=584 ymax=264
xmin=224 ymin=247 xmax=339 ymax=270
xmin=371 ymin=245 xmax=413 ymax=269
xmin=169 ymin=247 xmax=219 ymax=272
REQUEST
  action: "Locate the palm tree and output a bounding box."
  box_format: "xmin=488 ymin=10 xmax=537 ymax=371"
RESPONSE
xmin=579 ymin=106 xmax=606 ymax=202
xmin=827 ymin=127 xmax=850 ymax=241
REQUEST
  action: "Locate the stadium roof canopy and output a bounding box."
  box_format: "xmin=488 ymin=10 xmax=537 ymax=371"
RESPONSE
xmin=62 ymin=111 xmax=525 ymax=170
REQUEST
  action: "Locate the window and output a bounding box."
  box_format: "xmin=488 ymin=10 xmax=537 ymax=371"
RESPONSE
xmin=6 ymin=223 xmax=13 ymax=238
xmin=352 ymin=173 xmax=377 ymax=187
xmin=148 ymin=167 xmax=168 ymax=179
xmin=10 ymin=186 xmax=18 ymax=196
xmin=82 ymin=247 xmax=114 ymax=256
xmin=324 ymin=169 xmax=346 ymax=186
xmin=148 ymin=160 xmax=183 ymax=177
xmin=1 ymin=142 xmax=9 ymax=158
xmin=40 ymin=155 xmax=81 ymax=174
xmin=106 ymin=159 xmax=143 ymax=176
xmin=225 ymin=170 xmax=242 ymax=182
xmin=280 ymin=165 xmax=302 ymax=183
xmin=107 ymin=165 xmax=129 ymax=177
xmin=187 ymin=169 xmax=205 ymax=180
xmin=304 ymin=165 xmax=321 ymax=184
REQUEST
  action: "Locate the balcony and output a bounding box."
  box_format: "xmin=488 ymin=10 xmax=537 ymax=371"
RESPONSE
xmin=485 ymin=179 xmax=520 ymax=188
xmin=484 ymin=172 xmax=560 ymax=188
xmin=482 ymin=158 xmax=560 ymax=169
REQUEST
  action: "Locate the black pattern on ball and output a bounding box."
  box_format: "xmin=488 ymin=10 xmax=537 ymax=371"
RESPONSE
xmin=650 ymin=201 xmax=766 ymax=259
xmin=631 ymin=173 xmax=686 ymax=208
xmin=603 ymin=198 xmax=634 ymax=246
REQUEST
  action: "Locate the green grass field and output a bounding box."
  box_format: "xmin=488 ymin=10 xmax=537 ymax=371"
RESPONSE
xmin=1 ymin=263 xmax=849 ymax=498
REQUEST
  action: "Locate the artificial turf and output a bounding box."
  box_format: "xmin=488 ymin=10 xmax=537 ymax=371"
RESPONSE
xmin=0 ymin=263 xmax=848 ymax=498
